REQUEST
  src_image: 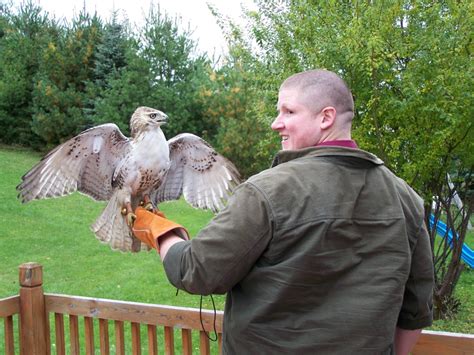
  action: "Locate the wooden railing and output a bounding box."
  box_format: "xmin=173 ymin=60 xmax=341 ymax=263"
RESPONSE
xmin=1 ymin=262 xmax=474 ymax=354
xmin=1 ymin=262 xmax=223 ymax=354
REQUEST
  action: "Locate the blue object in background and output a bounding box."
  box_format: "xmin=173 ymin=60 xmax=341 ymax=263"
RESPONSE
xmin=429 ymin=215 xmax=474 ymax=268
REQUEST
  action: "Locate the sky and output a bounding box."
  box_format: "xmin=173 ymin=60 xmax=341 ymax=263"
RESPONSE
xmin=8 ymin=0 xmax=256 ymax=57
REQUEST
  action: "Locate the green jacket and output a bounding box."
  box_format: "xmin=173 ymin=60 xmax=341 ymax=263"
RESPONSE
xmin=164 ymin=146 xmax=434 ymax=354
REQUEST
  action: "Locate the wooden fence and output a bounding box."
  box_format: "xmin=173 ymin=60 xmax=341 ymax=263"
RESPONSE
xmin=1 ymin=262 xmax=474 ymax=354
xmin=1 ymin=263 xmax=223 ymax=354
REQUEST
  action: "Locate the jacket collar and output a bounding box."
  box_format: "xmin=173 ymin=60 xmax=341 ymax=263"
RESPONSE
xmin=271 ymin=146 xmax=384 ymax=168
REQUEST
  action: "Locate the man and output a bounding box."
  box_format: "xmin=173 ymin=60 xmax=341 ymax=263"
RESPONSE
xmin=132 ymin=69 xmax=434 ymax=354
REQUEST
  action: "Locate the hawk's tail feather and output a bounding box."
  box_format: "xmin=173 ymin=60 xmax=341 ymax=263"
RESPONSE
xmin=91 ymin=193 xmax=147 ymax=252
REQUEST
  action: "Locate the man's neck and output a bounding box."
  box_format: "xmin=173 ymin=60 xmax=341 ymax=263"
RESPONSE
xmin=317 ymin=139 xmax=358 ymax=149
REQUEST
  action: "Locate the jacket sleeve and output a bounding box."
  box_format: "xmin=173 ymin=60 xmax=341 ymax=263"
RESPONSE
xmin=397 ymin=220 xmax=434 ymax=329
xmin=163 ymin=182 xmax=273 ymax=295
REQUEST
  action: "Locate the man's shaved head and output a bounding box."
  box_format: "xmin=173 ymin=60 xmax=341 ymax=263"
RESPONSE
xmin=281 ymin=69 xmax=354 ymax=121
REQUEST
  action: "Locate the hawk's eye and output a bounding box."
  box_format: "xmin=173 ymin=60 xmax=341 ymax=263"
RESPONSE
xmin=150 ymin=113 xmax=157 ymax=119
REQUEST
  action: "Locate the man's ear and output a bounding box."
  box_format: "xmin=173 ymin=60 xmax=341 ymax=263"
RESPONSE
xmin=320 ymin=107 xmax=336 ymax=130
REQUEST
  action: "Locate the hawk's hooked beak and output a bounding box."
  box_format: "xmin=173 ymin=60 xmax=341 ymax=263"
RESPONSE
xmin=150 ymin=112 xmax=168 ymax=126
xmin=158 ymin=113 xmax=168 ymax=124
xmin=158 ymin=114 xmax=168 ymax=125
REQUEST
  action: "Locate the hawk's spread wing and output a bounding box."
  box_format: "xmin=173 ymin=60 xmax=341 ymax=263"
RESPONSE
xmin=151 ymin=133 xmax=240 ymax=212
xmin=17 ymin=124 xmax=131 ymax=202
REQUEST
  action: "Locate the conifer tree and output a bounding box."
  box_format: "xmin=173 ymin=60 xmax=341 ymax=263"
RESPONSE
xmin=0 ymin=2 xmax=53 ymax=147
xmin=93 ymin=13 xmax=129 ymax=90
xmin=31 ymin=12 xmax=103 ymax=147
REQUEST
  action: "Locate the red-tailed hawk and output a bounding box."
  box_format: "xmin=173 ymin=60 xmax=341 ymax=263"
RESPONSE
xmin=17 ymin=107 xmax=240 ymax=252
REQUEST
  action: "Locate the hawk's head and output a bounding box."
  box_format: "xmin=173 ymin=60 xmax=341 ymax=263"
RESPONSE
xmin=130 ymin=106 xmax=168 ymax=137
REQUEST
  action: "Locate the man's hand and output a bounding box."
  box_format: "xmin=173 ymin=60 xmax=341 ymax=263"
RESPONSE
xmin=132 ymin=207 xmax=189 ymax=251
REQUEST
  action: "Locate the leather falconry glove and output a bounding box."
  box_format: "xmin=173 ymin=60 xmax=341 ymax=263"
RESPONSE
xmin=131 ymin=207 xmax=189 ymax=251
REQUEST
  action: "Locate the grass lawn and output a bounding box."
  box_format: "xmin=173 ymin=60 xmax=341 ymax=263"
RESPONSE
xmin=1 ymin=145 xmax=473 ymax=347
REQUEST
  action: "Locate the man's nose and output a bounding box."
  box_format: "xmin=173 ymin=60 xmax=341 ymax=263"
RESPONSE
xmin=271 ymin=117 xmax=284 ymax=131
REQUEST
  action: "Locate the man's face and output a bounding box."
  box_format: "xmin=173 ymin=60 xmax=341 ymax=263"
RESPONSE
xmin=272 ymin=87 xmax=323 ymax=150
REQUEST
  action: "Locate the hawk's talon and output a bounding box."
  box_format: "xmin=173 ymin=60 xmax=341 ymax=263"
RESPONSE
xmin=140 ymin=196 xmax=154 ymax=212
xmin=143 ymin=202 xmax=154 ymax=212
xmin=127 ymin=212 xmax=136 ymax=227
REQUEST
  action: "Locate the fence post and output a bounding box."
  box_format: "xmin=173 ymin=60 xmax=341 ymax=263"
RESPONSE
xmin=19 ymin=262 xmax=48 ymax=355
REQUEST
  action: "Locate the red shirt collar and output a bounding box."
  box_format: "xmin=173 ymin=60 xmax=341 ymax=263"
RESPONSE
xmin=316 ymin=140 xmax=358 ymax=149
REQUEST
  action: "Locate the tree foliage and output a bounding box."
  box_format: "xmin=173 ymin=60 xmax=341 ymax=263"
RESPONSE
xmin=0 ymin=2 xmax=55 ymax=148
xmin=31 ymin=13 xmax=103 ymax=148
xmin=137 ymin=6 xmax=210 ymax=138
xmin=194 ymin=54 xmax=279 ymax=177
xmin=0 ymin=2 xmax=220 ymax=148
xmin=93 ymin=13 xmax=129 ymax=90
